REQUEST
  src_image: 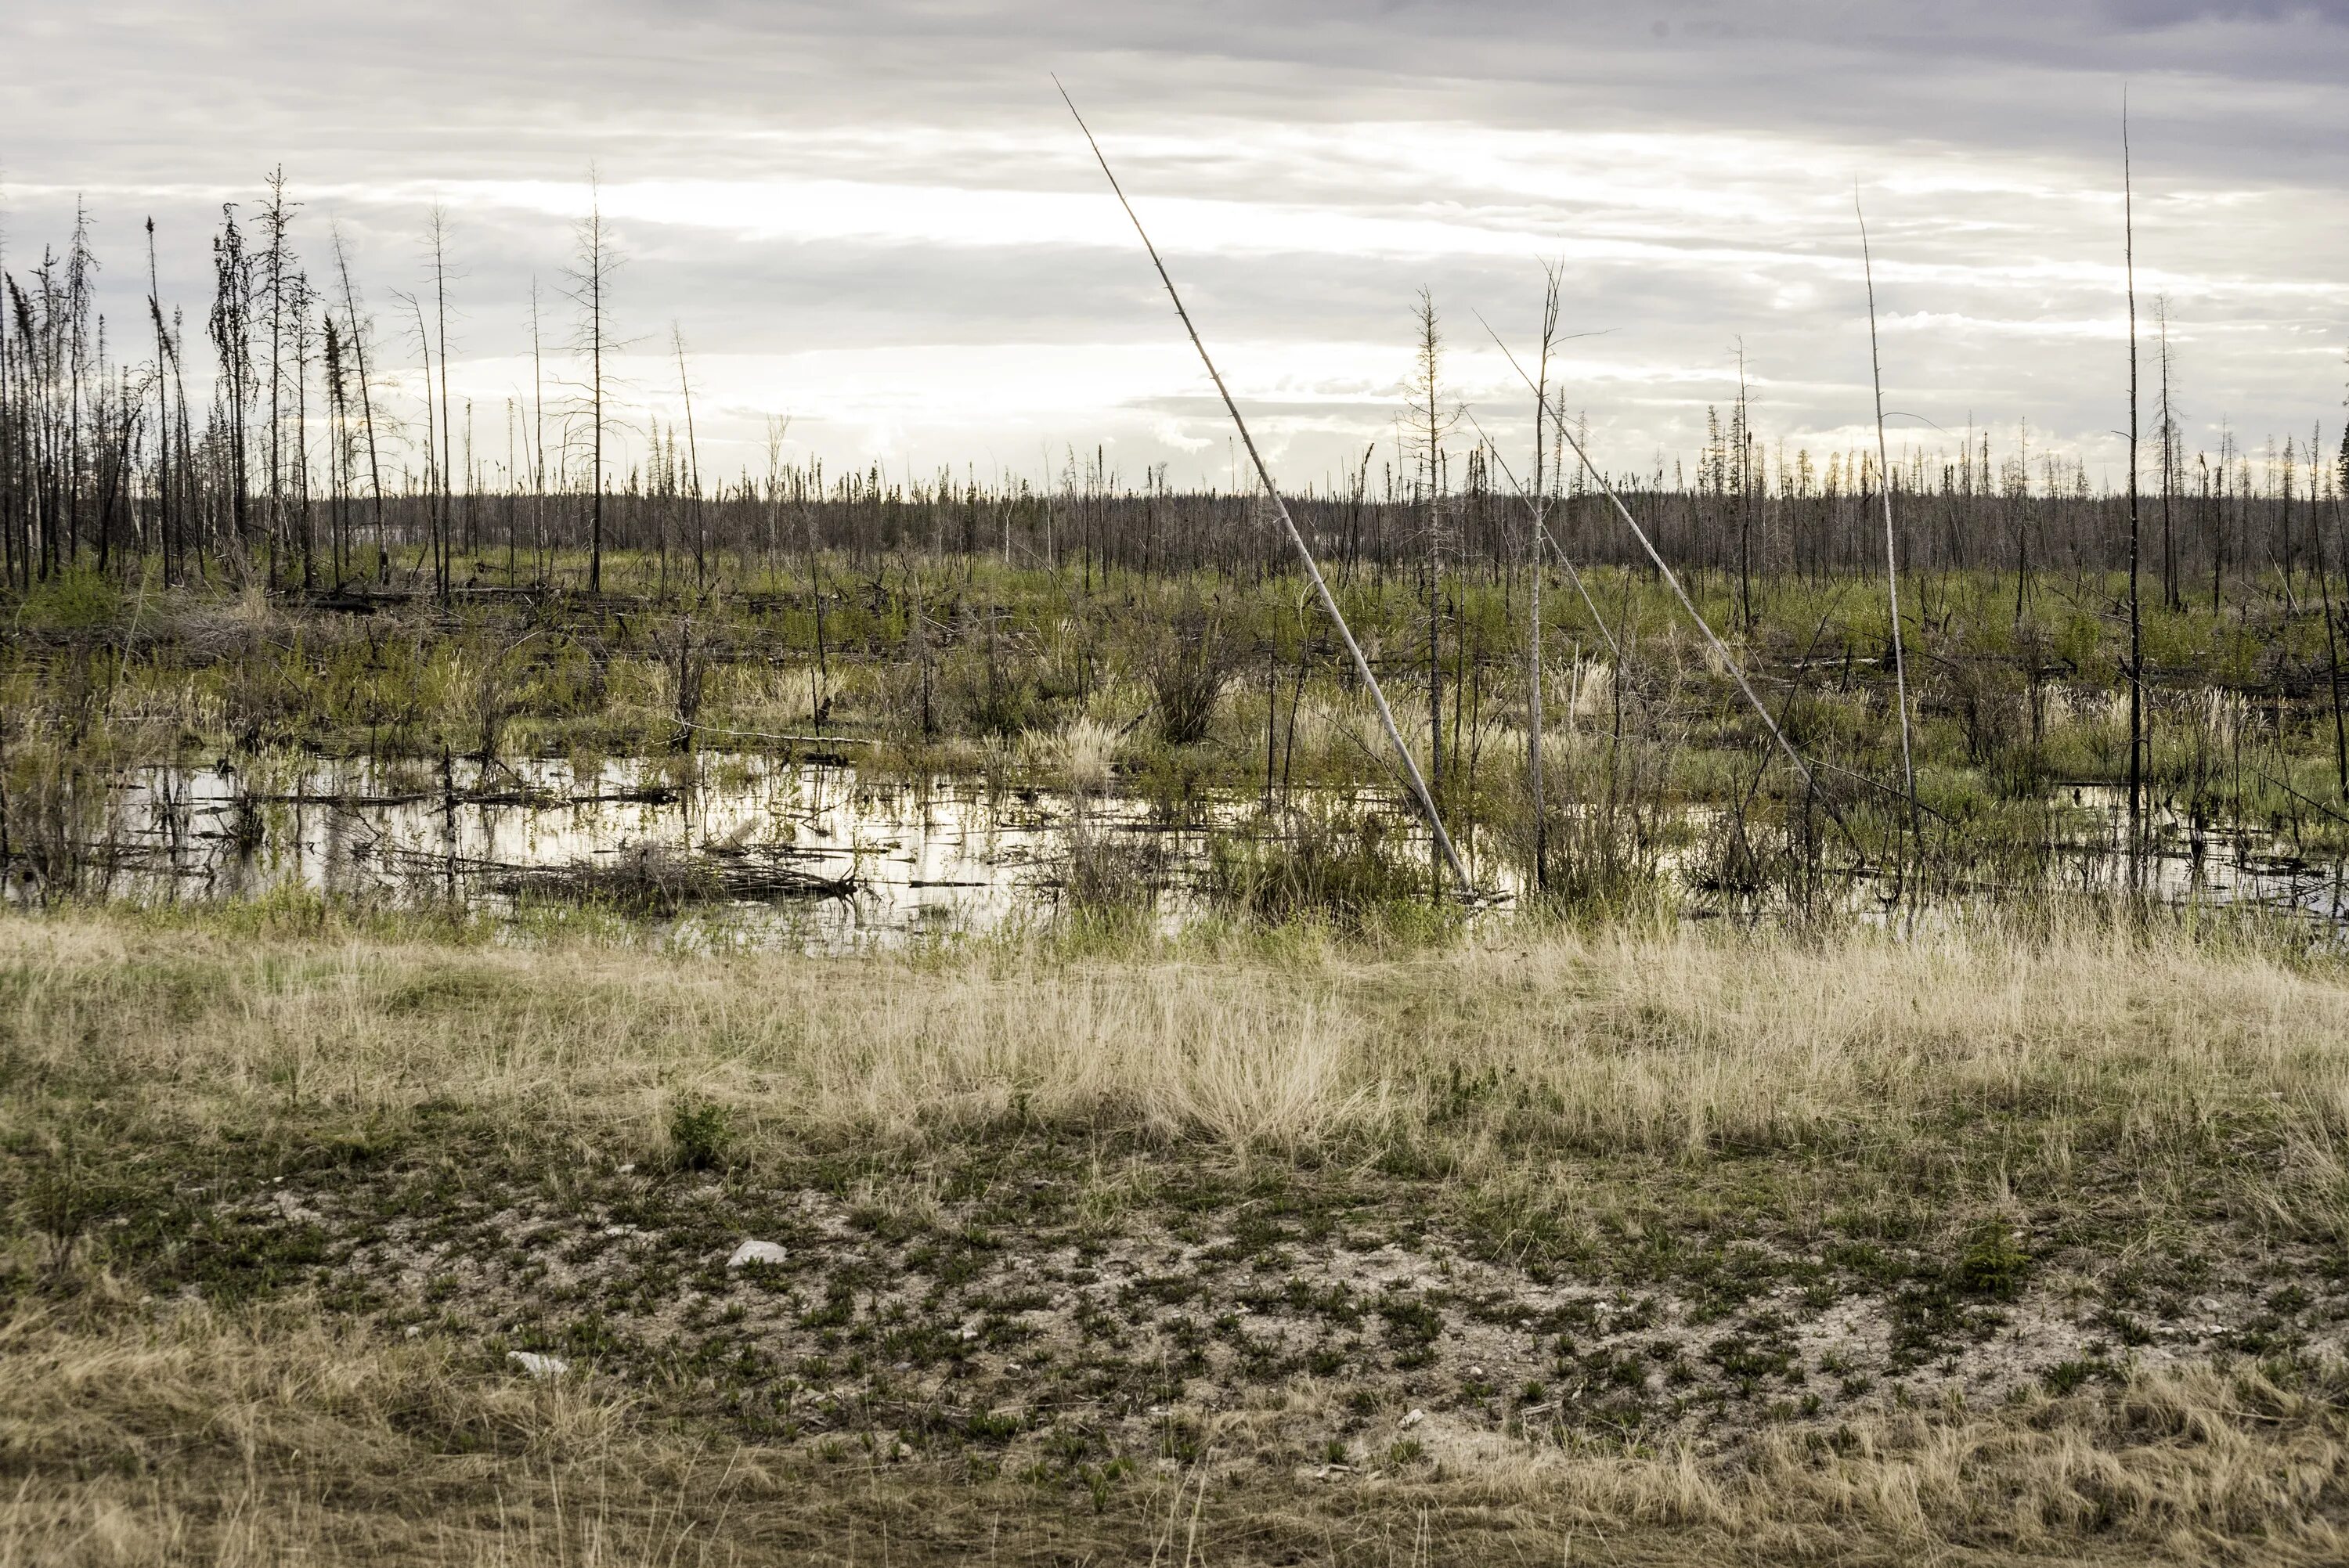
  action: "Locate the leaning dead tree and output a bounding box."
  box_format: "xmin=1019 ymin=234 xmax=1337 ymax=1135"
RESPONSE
xmin=2123 ymin=100 xmax=2146 ymax=864
xmin=1057 ymin=80 xmax=1474 ymax=899
xmin=1856 ymin=189 xmax=1921 ymax=856
xmin=1480 ymin=323 xmax=1822 ymax=802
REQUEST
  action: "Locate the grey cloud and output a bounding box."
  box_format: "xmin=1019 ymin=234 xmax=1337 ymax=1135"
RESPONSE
xmin=2 ymin=1 xmax=2342 ymax=488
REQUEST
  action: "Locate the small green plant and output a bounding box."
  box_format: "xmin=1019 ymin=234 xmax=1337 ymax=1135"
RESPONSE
xmin=2042 ymin=1358 xmax=2099 ymax=1396
xmin=1956 ymin=1220 xmax=2030 ymax=1299
xmin=22 ymin=1128 xmax=132 ymax=1276
xmin=964 ymin=1410 xmax=1023 ymax=1443
xmin=667 ymin=1094 xmax=732 ymax=1171
xmin=1144 ymin=600 xmax=1233 ymax=747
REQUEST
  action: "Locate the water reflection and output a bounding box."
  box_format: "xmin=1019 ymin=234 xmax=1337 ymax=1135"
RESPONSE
xmin=2040 ymin=784 xmax=2349 ymax=923
xmin=99 ymin=754 xmax=1413 ymax=951
xmin=42 ymin=754 xmax=2349 ymax=948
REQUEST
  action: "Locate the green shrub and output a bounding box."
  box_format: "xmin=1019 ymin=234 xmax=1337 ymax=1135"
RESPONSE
xmin=1955 ymin=1220 xmax=2030 ymax=1299
xmin=667 ymin=1094 xmax=732 ymax=1172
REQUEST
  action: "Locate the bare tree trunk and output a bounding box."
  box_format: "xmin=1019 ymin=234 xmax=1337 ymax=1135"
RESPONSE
xmin=2204 ymin=451 xmax=2220 ymax=616
xmin=503 ymin=398 xmax=516 ymax=586
xmin=323 ymin=312 xmax=348 ymax=590
xmin=1734 ymin=342 xmax=1755 ymax=634
xmin=1527 ymin=268 xmax=1561 ymax=893
xmin=170 ymin=311 xmax=196 ymax=584
xmin=294 ymin=273 xmax=313 ymax=591
xmin=2123 ymin=106 xmax=2145 ymax=871
xmin=405 ymin=292 xmax=438 ymax=590
xmin=1858 ymin=191 xmax=1921 ymax=862
xmin=568 ymin=186 xmax=612 ymax=597
xmin=529 ymin=279 xmax=547 ymax=590
xmin=146 ymin=218 xmax=173 ymax=584
xmin=1412 ymin=287 xmax=1451 ymax=901
xmin=430 ymin=208 xmax=456 ymax=602
xmin=1063 ymin=88 xmax=1472 ymax=896
xmin=673 ymin=324 xmax=706 ymax=593
xmin=330 ymin=225 xmax=388 ymax=586
xmin=259 ymin=170 xmax=298 ymax=590
xmin=806 ymin=497 xmax=828 ymax=723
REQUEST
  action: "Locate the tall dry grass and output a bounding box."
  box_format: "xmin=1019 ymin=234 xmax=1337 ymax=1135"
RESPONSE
xmin=5 ymin=909 xmax=2347 ymax=1190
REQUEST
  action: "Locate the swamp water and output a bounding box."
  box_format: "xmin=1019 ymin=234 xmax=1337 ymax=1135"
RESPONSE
xmin=21 ymin=752 xmax=2349 ymax=948
xmin=87 ymin=753 xmax=1454 ymax=950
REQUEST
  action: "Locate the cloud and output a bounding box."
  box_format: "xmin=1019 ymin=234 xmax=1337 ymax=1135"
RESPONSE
xmin=2 ymin=1 xmax=2343 ymax=488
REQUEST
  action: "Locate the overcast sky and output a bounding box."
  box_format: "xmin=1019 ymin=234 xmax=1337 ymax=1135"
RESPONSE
xmin=3 ymin=1 xmax=2344 ymax=492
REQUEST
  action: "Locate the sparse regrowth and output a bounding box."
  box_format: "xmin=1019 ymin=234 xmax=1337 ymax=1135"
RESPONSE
xmin=7 ymin=904 xmax=2349 ymax=1562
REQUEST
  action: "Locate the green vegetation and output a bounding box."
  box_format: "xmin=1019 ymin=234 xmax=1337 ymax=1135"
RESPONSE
xmin=11 ymin=561 xmax=2349 ymax=924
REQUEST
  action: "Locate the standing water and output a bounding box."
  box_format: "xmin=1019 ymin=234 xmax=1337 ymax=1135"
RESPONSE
xmin=16 ymin=753 xmax=2347 ymax=946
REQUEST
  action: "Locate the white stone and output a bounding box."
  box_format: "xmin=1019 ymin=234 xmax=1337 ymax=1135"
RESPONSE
xmin=1400 ymin=1408 xmax=1426 ymax=1429
xmin=728 ymin=1240 xmax=788 ymax=1268
xmin=508 ymin=1351 xmax=569 ymax=1379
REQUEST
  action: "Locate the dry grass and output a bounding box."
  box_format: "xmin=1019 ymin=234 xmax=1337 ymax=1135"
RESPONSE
xmin=6 ymin=909 xmax=2347 ymax=1178
xmin=1025 ymin=715 xmax=1123 ymax=792
xmin=8 ymin=907 xmax=2349 ymax=1562
xmin=5 ymin=1292 xmax=2347 ymax=1566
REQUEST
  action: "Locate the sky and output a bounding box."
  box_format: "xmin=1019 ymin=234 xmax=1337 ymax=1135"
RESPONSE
xmin=2 ymin=0 xmax=2345 ymax=494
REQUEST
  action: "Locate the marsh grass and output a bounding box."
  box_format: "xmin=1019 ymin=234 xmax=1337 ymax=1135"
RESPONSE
xmin=21 ymin=565 xmax=2349 ymax=875
xmin=1204 ymin=804 xmax=1434 ymax=931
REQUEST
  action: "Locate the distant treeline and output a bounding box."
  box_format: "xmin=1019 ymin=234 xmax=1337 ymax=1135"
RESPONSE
xmin=5 ymin=177 xmax=2346 ymax=601
xmin=87 ymin=474 xmax=2324 ymax=600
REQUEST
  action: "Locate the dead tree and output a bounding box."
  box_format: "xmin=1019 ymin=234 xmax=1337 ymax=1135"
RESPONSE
xmin=259 ymin=168 xmax=297 ymax=586
xmin=428 ymin=207 xmax=457 ymax=600
xmin=2123 ymin=104 xmax=2145 ymax=866
xmin=206 ymin=206 xmax=254 ymax=574
xmin=1408 ymin=287 xmax=1458 ymax=844
xmin=564 ymin=180 xmax=620 ymax=595
xmin=329 ymin=225 xmax=388 ymax=586
xmin=145 ymin=218 xmax=175 ymax=582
